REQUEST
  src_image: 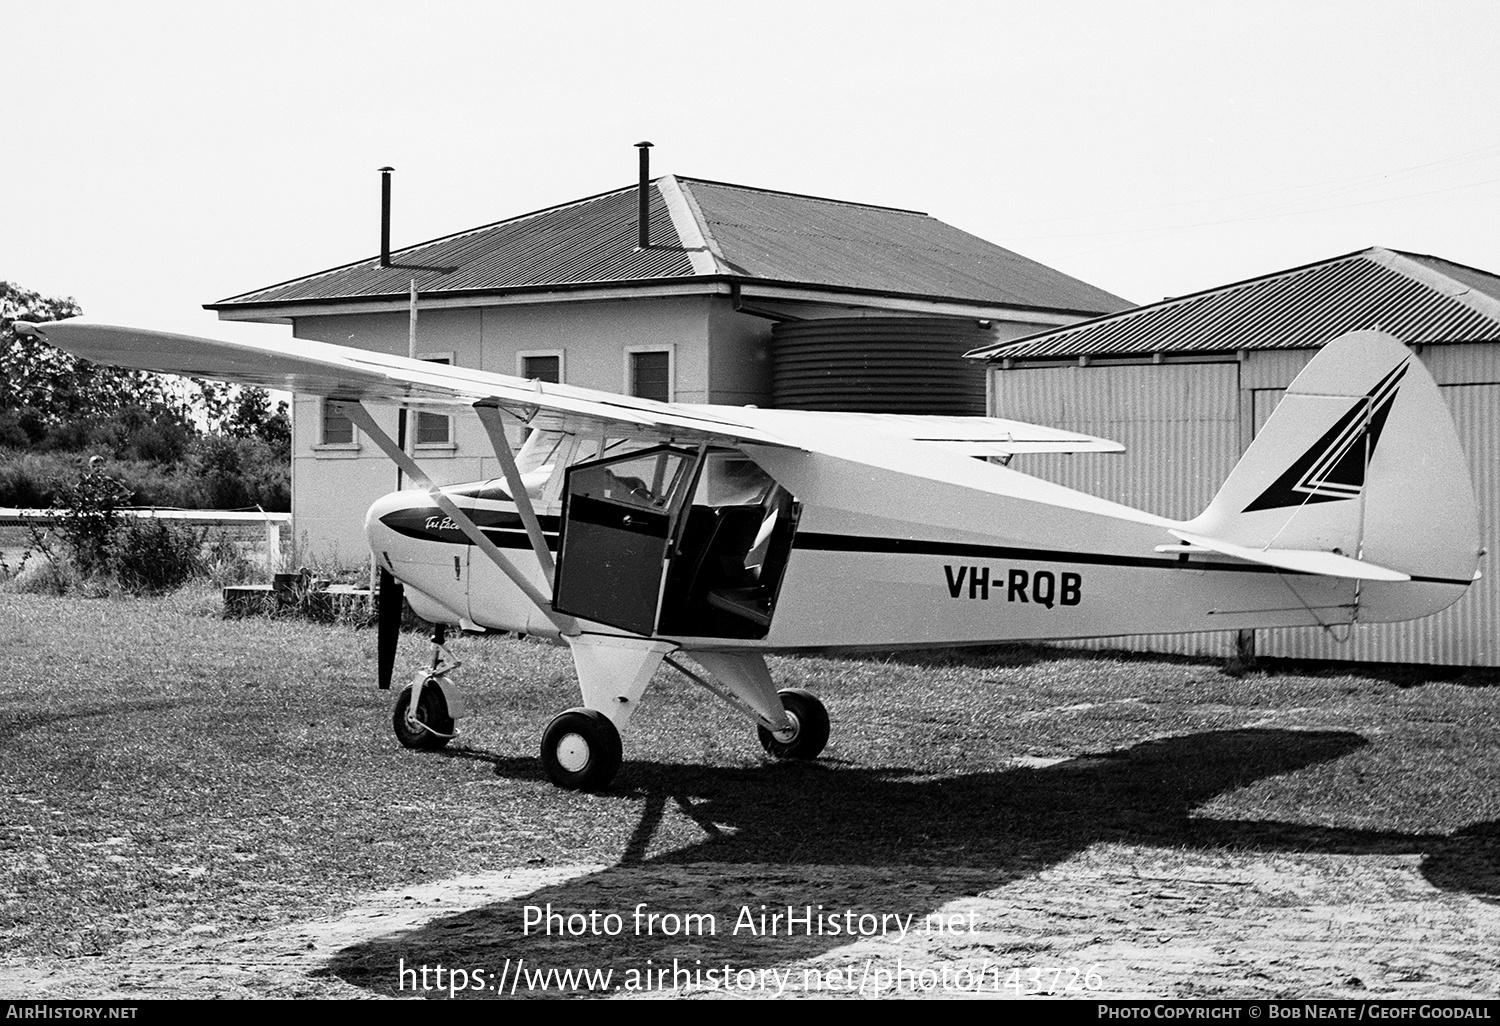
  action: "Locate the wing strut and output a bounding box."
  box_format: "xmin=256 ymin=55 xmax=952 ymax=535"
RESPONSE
xmin=473 ymin=402 xmax=556 ymax=581
xmin=334 ymin=401 xmax=579 ymax=637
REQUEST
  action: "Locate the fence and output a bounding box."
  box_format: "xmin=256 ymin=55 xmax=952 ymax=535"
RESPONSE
xmin=0 ymin=508 xmax=290 ymax=566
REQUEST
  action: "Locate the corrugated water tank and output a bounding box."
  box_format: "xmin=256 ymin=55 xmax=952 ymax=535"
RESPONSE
xmin=770 ymin=316 xmax=992 ymax=414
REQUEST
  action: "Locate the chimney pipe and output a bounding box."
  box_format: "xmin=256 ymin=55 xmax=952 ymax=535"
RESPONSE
xmin=635 ymin=141 xmax=653 ymax=250
xmin=379 ymin=166 xmax=394 ymax=267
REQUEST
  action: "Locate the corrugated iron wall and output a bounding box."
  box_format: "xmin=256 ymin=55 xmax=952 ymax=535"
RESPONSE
xmin=990 ymin=347 xmax=1500 ymax=665
xmin=992 ymin=361 xmax=1242 ymax=657
xmin=771 ymin=317 xmax=989 ymax=414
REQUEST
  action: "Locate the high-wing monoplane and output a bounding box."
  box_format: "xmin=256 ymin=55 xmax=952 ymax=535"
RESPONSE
xmin=16 ymin=320 xmax=1482 ymax=789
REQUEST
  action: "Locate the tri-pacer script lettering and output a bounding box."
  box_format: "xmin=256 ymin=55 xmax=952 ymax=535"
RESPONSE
xmin=944 ymin=565 xmax=1081 ymax=608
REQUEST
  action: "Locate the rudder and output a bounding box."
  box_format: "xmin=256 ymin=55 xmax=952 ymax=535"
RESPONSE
xmin=1183 ymin=331 xmax=1479 ymax=619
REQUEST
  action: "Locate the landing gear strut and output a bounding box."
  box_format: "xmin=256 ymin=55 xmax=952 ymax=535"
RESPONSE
xmin=536 ymin=642 xmax=832 ymax=791
xmin=392 ymin=624 xmax=459 ymax=750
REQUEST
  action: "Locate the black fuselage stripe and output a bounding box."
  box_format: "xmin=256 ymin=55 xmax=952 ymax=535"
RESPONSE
xmin=381 ymin=520 xmax=1473 ymax=587
xmin=384 ymin=524 xmax=558 ymax=549
xmin=790 ymin=532 xmax=1472 ymax=585
xmin=793 ymin=532 xmax=1273 ymax=572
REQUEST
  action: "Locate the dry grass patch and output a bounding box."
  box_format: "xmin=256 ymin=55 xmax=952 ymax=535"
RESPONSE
xmin=1 ymin=591 xmax=1497 ymax=998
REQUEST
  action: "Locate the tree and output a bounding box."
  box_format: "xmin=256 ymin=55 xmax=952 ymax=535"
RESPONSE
xmin=194 ymin=380 xmax=290 ymax=461
xmin=0 ymin=282 xmax=289 ymax=512
xmin=0 ymin=282 xmax=194 ymax=452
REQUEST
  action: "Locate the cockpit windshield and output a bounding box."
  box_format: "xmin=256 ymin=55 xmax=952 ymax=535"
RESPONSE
xmin=692 ymin=451 xmax=776 ymax=507
xmin=447 ymin=430 xmax=663 ymax=506
xmin=447 ymin=429 xmax=566 ymax=502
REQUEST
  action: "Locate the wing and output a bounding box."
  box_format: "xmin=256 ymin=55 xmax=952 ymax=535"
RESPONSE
xmin=14 ymin=320 xmax=1121 ymax=456
xmin=14 ymin=319 xmax=792 ymax=446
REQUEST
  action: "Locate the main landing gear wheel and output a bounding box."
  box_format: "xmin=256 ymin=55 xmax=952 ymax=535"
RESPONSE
xmin=758 ymin=688 xmax=829 ymax=760
xmin=541 ymin=708 xmax=623 ymax=791
xmin=392 ymin=682 xmax=454 ymax=750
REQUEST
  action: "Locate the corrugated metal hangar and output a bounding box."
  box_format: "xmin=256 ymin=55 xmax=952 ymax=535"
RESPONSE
xmin=212 ymin=165 xmax=1127 ymax=556
xmin=970 ymin=246 xmax=1500 ymax=666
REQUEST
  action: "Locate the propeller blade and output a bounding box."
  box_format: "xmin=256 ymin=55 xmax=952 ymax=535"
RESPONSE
xmin=377 ymin=567 xmax=403 ymax=690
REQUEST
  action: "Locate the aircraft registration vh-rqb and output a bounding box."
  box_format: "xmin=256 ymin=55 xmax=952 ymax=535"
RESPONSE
xmin=15 ymin=320 xmax=1483 ymax=790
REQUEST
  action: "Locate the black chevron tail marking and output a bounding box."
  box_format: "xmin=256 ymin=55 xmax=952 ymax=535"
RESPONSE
xmin=1243 ymin=359 xmax=1408 ymax=514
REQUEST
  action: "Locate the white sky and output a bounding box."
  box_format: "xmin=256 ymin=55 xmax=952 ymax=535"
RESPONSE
xmin=5 ymin=0 xmax=1500 ymax=345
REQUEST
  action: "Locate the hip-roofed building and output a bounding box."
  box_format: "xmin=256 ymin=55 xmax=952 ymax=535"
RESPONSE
xmin=211 ymin=171 xmax=1128 ymax=557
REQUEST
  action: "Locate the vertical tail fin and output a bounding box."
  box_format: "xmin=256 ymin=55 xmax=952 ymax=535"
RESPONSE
xmin=1183 ymin=331 xmax=1479 ymax=617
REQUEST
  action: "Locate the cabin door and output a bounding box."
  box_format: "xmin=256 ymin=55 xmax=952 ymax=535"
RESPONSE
xmin=552 ymin=446 xmax=700 ymax=635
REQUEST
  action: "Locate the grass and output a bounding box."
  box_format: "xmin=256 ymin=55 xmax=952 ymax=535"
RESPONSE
xmin=0 ymin=588 xmax=1497 ymax=991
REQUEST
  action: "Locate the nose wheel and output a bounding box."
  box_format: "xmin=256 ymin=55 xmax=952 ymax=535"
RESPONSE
xmin=541 ymin=708 xmax=623 ymax=791
xmin=393 ymin=680 xmax=454 ymax=750
xmin=389 ymin=623 xmax=460 ymax=751
xmin=758 ymin=688 xmax=829 ymax=759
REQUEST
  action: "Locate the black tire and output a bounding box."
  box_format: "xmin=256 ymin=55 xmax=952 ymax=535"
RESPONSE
xmin=540 ymin=708 xmax=623 ymax=790
xmin=757 ymin=688 xmax=830 ymax=759
xmin=392 ymin=681 xmax=454 ymax=750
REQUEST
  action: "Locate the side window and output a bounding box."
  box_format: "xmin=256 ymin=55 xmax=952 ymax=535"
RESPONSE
xmin=569 ymin=448 xmax=694 ymax=511
xmin=415 ymin=355 xmax=453 ymax=446
xmin=321 ymin=400 xmax=354 ymax=445
xmin=627 ymin=349 xmax=672 ymax=402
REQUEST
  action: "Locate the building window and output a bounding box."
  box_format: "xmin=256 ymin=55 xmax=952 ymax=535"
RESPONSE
xmin=628 ymin=349 xmax=671 ymax=402
xmin=415 ymin=355 xmax=453 ymax=446
xmin=518 ymin=351 xmax=563 ymax=384
xmin=415 ymin=410 xmax=449 ymax=446
xmin=321 ymin=401 xmax=354 ymax=445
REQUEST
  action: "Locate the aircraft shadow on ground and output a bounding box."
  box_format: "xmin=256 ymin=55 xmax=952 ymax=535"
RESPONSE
xmin=839 ymin=644 xmax=1500 ymax=685
xmin=322 ymin=728 xmax=1500 ymax=998
xmin=0 ymin=697 xmax=196 ymax=741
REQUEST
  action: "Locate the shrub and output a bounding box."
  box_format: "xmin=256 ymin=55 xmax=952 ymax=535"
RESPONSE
xmin=107 ymin=518 xmax=205 ymax=595
xmin=55 ymin=461 xmax=131 ymax=576
xmin=1 ymin=448 xmax=297 ymax=603
xmin=202 ymin=532 xmax=263 ymax=588
xmin=7 ymin=552 xmax=78 ymax=595
xmin=0 ymin=451 xmax=68 ymax=508
xmin=0 ymin=443 xmax=289 ymax=511
xmin=188 ymin=435 xmax=290 ymax=512
xmin=121 ymin=414 xmax=195 ymax=464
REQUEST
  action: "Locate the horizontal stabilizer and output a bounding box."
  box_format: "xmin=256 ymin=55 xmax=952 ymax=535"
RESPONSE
xmin=704 ymin=408 xmax=1125 ymax=457
xmin=1160 ymin=530 xmax=1411 ymax=581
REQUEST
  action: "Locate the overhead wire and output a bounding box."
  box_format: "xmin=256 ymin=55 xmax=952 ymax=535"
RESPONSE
xmin=995 ymin=142 xmax=1500 ymax=254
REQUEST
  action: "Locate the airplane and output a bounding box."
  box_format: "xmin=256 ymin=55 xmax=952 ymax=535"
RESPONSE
xmin=14 ymin=320 xmax=1483 ymax=791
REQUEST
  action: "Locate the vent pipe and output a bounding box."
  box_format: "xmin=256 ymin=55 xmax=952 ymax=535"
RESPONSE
xmin=379 ymin=166 xmax=394 ymax=267
xmin=635 ymin=141 xmax=653 ymax=249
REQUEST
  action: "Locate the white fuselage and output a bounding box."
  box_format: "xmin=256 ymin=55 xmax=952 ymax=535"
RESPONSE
xmin=365 ymin=436 xmax=1468 ymax=653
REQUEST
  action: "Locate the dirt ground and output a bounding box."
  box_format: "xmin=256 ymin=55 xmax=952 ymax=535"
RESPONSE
xmin=4 ymin=594 xmax=1496 ymax=1001
xmin=4 ymin=831 xmax=1496 ymax=999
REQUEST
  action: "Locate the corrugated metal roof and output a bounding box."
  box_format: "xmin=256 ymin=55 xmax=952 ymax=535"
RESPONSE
xmin=214 ymin=185 xmax=693 ymax=307
xmin=210 ymin=176 xmax=1129 ymax=316
xmin=971 ymin=247 xmax=1500 ymax=361
xmin=677 ymin=178 xmax=1129 ymax=314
